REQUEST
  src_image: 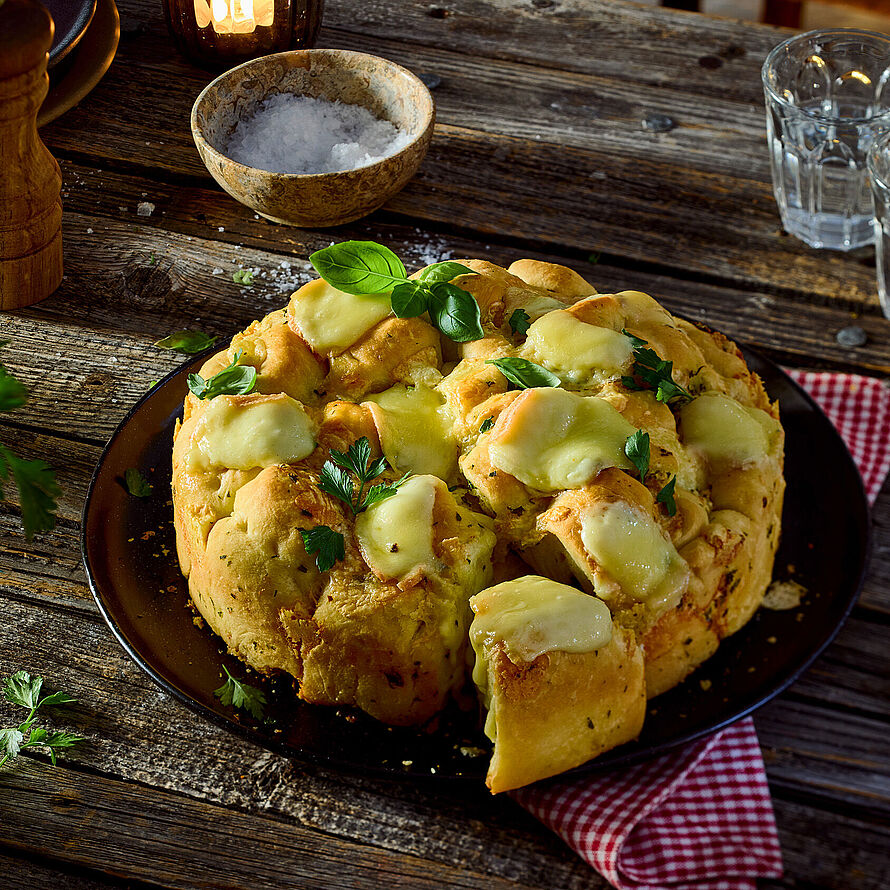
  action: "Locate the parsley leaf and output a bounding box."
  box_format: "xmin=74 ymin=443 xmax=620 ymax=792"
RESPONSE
xmin=154 ymin=330 xmax=218 ymax=354
xmin=361 ymin=479 xmax=405 ymax=511
xmin=486 ymin=357 xmax=561 ymax=390
xmin=479 ymin=417 xmax=495 ymax=434
xmin=625 ymin=431 xmax=650 ymax=481
xmin=508 ymin=309 xmax=531 ymax=337
xmin=0 ymin=362 xmax=27 ymax=412
xmin=656 ymin=476 xmax=678 ymax=516
xmin=187 ymin=349 xmax=257 ymax=400
xmin=1 ymin=671 xmax=82 ymax=770
xmin=317 ymin=462 xmax=355 ymax=510
xmin=0 ymin=446 xmax=60 ymax=539
xmin=213 ymin=665 xmax=266 ymax=720
xmin=300 ymin=525 xmax=346 ymax=573
xmin=124 ymin=468 xmax=152 ymax=497
xmin=318 ymin=436 xmax=407 ymax=518
xmin=620 ymin=332 xmax=692 ymax=405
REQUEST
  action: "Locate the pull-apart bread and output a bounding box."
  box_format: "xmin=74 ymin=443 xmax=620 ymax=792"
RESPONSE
xmin=172 ymin=256 xmax=785 ymax=792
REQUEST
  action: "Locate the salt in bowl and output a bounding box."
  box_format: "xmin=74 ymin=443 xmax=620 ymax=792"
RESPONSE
xmin=191 ymin=49 xmax=435 ymax=228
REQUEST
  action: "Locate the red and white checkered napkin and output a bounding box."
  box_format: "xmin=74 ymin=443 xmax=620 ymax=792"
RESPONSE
xmin=511 ymin=370 xmax=890 ymax=890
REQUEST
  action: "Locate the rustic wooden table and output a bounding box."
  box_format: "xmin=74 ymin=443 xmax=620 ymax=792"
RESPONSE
xmin=2 ymin=0 xmax=889 ymax=887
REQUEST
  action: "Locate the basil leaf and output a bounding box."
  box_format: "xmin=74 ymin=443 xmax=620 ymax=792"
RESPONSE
xmin=390 ymin=281 xmax=429 ymax=318
xmin=232 ymin=269 xmax=254 ymax=286
xmin=300 ymin=525 xmax=346 ymax=573
xmin=485 ymin=357 xmax=560 ymax=390
xmin=124 ymin=468 xmax=152 ymax=498
xmin=656 ymin=476 xmax=677 ymax=516
xmin=187 ymin=351 xmax=257 ymax=400
xmin=625 ymin=430 xmax=650 ymax=481
xmin=310 ymin=241 xmax=407 ymax=295
xmin=154 ymin=330 xmax=218 ymax=355
xmin=417 ymin=261 xmax=474 ymax=285
xmin=508 ymin=309 xmax=531 ymax=337
xmin=427 ymin=282 xmax=484 ymax=343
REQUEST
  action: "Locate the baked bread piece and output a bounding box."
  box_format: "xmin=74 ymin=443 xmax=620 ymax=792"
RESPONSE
xmin=470 ymin=576 xmax=645 ymax=793
xmin=171 ymin=253 xmax=784 ymax=787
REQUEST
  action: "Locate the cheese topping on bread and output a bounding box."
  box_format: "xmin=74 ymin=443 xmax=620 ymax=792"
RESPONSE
xmin=520 ymin=311 xmax=634 ymax=384
xmin=487 ymin=387 xmax=636 ymax=491
xmin=363 ymin=384 xmax=456 ymax=480
xmin=355 ymin=475 xmax=439 ymax=583
xmin=680 ymin=392 xmax=781 ymax=469
xmin=579 ymin=501 xmax=689 ymax=611
xmin=288 ymin=278 xmax=391 ymax=354
xmin=190 ymin=394 xmax=316 ymax=470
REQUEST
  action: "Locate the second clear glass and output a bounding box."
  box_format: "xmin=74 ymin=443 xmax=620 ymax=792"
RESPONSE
xmin=867 ymin=133 xmax=890 ymax=318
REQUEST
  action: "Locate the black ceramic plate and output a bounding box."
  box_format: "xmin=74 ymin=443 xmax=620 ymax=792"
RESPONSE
xmin=82 ymin=349 xmax=870 ymax=783
xmin=43 ymin=0 xmax=97 ymax=67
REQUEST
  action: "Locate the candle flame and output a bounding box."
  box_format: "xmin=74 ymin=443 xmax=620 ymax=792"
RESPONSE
xmin=195 ymin=0 xmax=273 ymax=34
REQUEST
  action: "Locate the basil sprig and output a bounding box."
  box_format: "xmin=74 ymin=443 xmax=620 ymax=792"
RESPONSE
xmin=485 ymin=357 xmax=560 ymax=390
xmin=154 ymin=330 xmax=217 ymax=355
xmin=187 ymin=349 xmax=257 ymax=400
xmin=309 ymin=241 xmax=483 ymax=343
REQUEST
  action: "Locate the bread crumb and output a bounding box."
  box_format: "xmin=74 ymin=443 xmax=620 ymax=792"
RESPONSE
xmin=762 ymin=579 xmax=807 ymax=611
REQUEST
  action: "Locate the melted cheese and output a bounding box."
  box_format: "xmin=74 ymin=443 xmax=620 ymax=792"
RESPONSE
xmin=355 ymin=475 xmax=439 ymax=582
xmin=579 ymin=501 xmax=688 ymax=611
xmin=488 ymin=387 xmax=636 ymax=491
xmin=469 ymin=576 xmax=613 ymax=738
xmin=288 ymin=278 xmax=391 ymax=355
xmin=680 ymin=393 xmax=781 ymax=468
xmin=191 ymin=395 xmax=316 ymax=470
xmin=511 ymin=292 xmax=565 ymax=322
xmin=363 ymin=384 xmax=457 ymax=480
xmin=521 ymin=310 xmax=634 ymax=384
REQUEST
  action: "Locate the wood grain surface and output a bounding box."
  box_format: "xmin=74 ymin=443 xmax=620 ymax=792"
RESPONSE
xmin=2 ymin=0 xmax=889 ymax=888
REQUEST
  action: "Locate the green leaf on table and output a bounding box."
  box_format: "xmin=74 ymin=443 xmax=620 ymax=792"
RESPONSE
xmin=0 ymin=446 xmax=60 ymax=539
xmin=427 ymin=282 xmax=484 ymax=343
xmin=232 ymin=269 xmax=254 ymax=286
xmin=154 ymin=330 xmax=218 ymax=355
xmin=124 ymin=468 xmax=152 ymax=498
xmin=187 ymin=350 xmax=256 ymax=400
xmin=213 ymin=665 xmax=266 ymax=720
xmin=42 ymin=730 xmax=85 ymax=765
xmin=0 ymin=363 xmax=27 ymax=413
xmin=3 ymin=670 xmax=41 ymax=709
xmin=486 ymin=357 xmax=561 ymax=390
xmin=416 ymin=261 xmax=474 ymax=285
xmin=656 ymin=476 xmax=677 ymax=516
xmin=0 ymin=728 xmax=24 ymax=759
xmin=508 ymin=309 xmax=531 ymax=337
xmin=38 ymin=690 xmax=77 ymax=708
xmin=390 ymin=281 xmax=429 ymax=318
xmin=299 ymin=525 xmax=346 ymax=573
xmin=625 ymin=430 xmax=650 ymax=482
xmin=310 ymin=241 xmax=407 ymax=295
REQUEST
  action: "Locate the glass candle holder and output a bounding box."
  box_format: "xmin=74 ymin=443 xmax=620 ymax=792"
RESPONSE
xmin=162 ymin=0 xmax=323 ymax=67
xmin=866 ymin=133 xmax=890 ymax=318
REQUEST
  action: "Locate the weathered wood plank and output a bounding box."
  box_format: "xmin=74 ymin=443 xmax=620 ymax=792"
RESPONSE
xmin=0 ymin=760 xmax=562 ymax=890
xmin=0 ymin=850 xmax=161 ymax=890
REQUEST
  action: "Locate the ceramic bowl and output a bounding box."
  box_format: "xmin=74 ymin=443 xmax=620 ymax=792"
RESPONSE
xmin=191 ymin=49 xmax=435 ymax=228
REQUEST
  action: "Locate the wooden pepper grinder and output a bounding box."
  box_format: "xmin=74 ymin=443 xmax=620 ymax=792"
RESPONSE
xmin=0 ymin=0 xmax=63 ymax=310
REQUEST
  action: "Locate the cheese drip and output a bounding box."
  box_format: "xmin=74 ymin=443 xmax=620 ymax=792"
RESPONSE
xmin=487 ymin=387 xmax=636 ymax=491
xmin=680 ymin=393 xmax=781 ymax=469
xmin=355 ymin=475 xmax=439 ymax=582
xmin=288 ymin=278 xmax=391 ymax=354
xmin=191 ymin=395 xmax=316 ymax=470
xmin=469 ymin=576 xmax=613 ymax=740
xmin=363 ymin=384 xmax=457 ymax=480
xmin=580 ymin=501 xmax=688 ymax=611
xmin=521 ymin=310 xmax=634 ymax=384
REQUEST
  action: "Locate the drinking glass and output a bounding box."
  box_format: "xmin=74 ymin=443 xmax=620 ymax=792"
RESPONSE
xmin=867 ymin=133 xmax=890 ymax=318
xmin=762 ymin=29 xmax=890 ymax=251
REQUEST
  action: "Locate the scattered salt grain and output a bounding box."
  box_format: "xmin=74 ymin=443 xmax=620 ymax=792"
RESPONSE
xmin=137 ymin=202 xmax=155 ymax=217
xmin=212 ymin=267 xmax=224 ymax=275
xmin=218 ymin=226 xmax=225 ymax=232
xmin=225 ymin=94 xmax=412 ymax=174
xmin=86 ymin=227 xmax=93 ymax=234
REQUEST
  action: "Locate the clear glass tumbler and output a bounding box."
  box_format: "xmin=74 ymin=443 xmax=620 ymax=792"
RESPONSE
xmin=762 ymin=29 xmax=890 ymax=251
xmin=866 ymin=133 xmax=890 ymax=318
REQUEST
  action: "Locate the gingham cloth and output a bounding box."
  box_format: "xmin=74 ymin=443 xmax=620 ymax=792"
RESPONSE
xmin=511 ymin=370 xmax=890 ymax=890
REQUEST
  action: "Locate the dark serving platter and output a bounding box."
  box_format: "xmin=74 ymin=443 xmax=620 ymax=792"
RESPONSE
xmin=82 ymin=348 xmax=870 ymax=784
xmin=42 ymin=0 xmax=97 ymax=67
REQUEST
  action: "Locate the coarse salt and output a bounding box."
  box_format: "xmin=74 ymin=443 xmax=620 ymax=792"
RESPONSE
xmin=225 ymin=94 xmax=412 ymax=174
